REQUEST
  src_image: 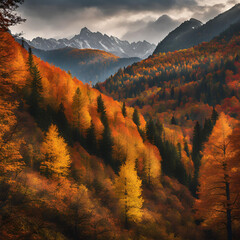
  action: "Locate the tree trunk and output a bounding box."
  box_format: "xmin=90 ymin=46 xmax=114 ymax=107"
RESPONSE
xmin=223 ymin=144 xmax=232 ymax=240
xmin=225 ymin=179 xmax=232 ymax=240
xmin=124 ymin=177 xmax=128 ymax=229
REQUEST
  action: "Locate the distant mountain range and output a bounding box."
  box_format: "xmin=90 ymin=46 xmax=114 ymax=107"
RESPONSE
xmin=24 ymin=27 xmax=156 ymax=59
xmin=123 ymin=15 xmax=181 ymax=44
xmin=154 ymin=4 xmax=240 ymax=54
xmin=20 ymin=4 xmax=240 ymax=84
xmin=29 ymin=47 xmax=140 ymax=84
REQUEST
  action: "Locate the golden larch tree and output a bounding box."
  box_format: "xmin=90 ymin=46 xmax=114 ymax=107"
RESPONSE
xmin=72 ymin=87 xmax=91 ymax=133
xmin=141 ymin=143 xmax=161 ymax=184
xmin=115 ymin=158 xmax=143 ymax=228
xmin=195 ymin=113 xmax=240 ymax=240
xmin=40 ymin=124 xmax=71 ymax=178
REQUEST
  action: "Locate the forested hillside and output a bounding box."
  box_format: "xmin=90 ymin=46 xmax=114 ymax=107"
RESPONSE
xmin=0 ymin=30 xmax=205 ymax=240
xmin=97 ymin=22 xmax=240 ymax=126
xmin=96 ymin=23 xmax=240 ymax=239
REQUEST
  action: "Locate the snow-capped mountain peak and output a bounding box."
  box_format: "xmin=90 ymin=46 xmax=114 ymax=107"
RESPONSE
xmin=26 ymin=28 xmax=156 ymax=59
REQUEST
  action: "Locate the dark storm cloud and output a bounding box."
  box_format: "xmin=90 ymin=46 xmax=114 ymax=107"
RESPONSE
xmin=12 ymin=0 xmax=232 ymax=42
xmin=22 ymin=0 xmax=198 ymax=16
xmin=193 ymin=4 xmax=226 ymax=22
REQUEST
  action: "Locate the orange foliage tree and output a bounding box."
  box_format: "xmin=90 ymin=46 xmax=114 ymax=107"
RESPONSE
xmin=0 ymin=99 xmax=23 ymax=181
xmin=228 ymin=126 xmax=240 ymax=237
xmin=0 ymin=32 xmax=24 ymax=181
xmin=195 ymin=113 xmax=240 ymax=240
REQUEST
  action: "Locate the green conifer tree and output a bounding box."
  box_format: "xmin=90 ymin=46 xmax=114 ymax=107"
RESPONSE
xmin=171 ymin=116 xmax=177 ymax=125
xmin=97 ymin=95 xmax=106 ymax=113
xmin=211 ymin=107 xmax=219 ymax=125
xmin=191 ymin=121 xmax=203 ymax=195
xmin=100 ymin=123 xmax=114 ymax=169
xmin=132 ymin=109 xmax=140 ymax=128
xmin=122 ymin=102 xmax=127 ymax=118
xmin=26 ymin=48 xmax=43 ymax=116
xmin=86 ymin=120 xmax=97 ymax=154
xmin=146 ymin=117 xmax=155 ymax=144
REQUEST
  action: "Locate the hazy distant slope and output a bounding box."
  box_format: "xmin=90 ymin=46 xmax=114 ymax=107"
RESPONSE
xmin=32 ymin=47 xmax=140 ymax=84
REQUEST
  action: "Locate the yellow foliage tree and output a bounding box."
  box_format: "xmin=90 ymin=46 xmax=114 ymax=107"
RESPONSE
xmin=112 ymin=133 xmax=128 ymax=164
xmin=40 ymin=124 xmax=71 ymax=178
xmin=141 ymin=144 xmax=161 ymax=184
xmin=72 ymin=87 xmax=91 ymax=133
xmin=115 ymin=160 xmax=143 ymax=228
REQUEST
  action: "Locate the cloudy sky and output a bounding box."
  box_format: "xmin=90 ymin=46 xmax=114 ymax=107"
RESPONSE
xmin=10 ymin=0 xmax=238 ymax=43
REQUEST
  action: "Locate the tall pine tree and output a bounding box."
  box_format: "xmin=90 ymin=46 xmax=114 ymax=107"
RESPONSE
xmin=86 ymin=120 xmax=97 ymax=154
xmin=146 ymin=117 xmax=155 ymax=144
xmin=211 ymin=107 xmax=219 ymax=125
xmin=97 ymin=95 xmax=114 ymax=169
xmin=191 ymin=121 xmax=203 ymax=195
xmin=99 ymin=122 xmax=114 ymax=169
xmin=122 ymin=102 xmax=127 ymax=118
xmin=97 ymin=94 xmax=108 ymax=126
xmin=132 ymin=108 xmax=140 ymax=128
xmin=72 ymin=87 xmax=84 ymax=130
xmin=27 ymin=47 xmax=43 ymax=117
xmin=97 ymin=95 xmax=106 ymax=114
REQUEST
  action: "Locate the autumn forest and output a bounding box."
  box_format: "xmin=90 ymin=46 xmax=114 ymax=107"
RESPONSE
xmin=0 ymin=1 xmax=240 ymax=240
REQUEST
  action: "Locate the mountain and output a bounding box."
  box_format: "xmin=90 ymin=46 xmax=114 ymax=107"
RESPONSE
xmin=25 ymin=27 xmax=156 ymax=59
xmin=154 ymin=4 xmax=240 ymax=54
xmin=123 ymin=15 xmax=180 ymax=44
xmin=30 ymin=47 xmax=140 ymax=84
xmin=153 ymin=18 xmax=202 ymax=53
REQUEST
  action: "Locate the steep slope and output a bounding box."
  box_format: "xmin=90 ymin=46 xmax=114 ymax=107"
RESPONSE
xmin=31 ymin=47 xmax=140 ymax=84
xmin=153 ymin=18 xmax=202 ymax=53
xmin=25 ymin=27 xmax=156 ymax=59
xmin=0 ymin=31 xmax=207 ymax=240
xmin=154 ymin=4 xmax=240 ymax=54
xmin=97 ymin=24 xmax=240 ymax=208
